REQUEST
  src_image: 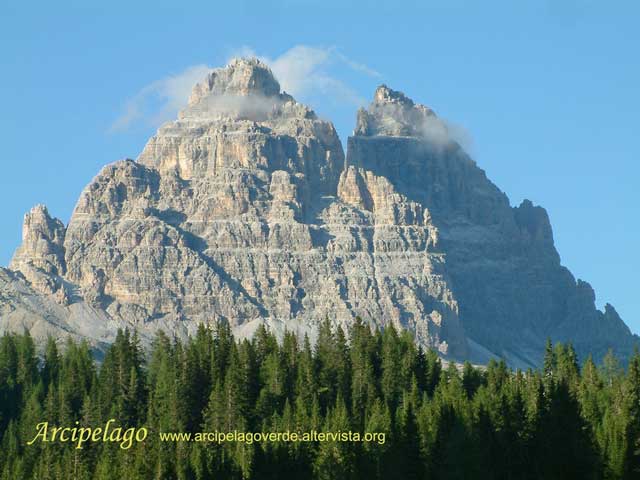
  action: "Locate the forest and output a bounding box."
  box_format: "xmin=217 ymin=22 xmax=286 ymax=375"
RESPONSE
xmin=1 ymin=319 xmax=639 ymax=480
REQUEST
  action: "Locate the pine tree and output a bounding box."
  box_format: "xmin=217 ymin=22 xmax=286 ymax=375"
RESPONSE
xmin=380 ymin=324 xmax=402 ymax=410
xmin=362 ymin=398 xmax=391 ymax=479
xmin=313 ymin=395 xmax=355 ymax=480
xmin=0 ymin=334 xmax=19 ymax=431
xmin=42 ymin=337 xmax=61 ymax=394
xmin=424 ymin=347 xmax=442 ymax=397
xmin=182 ymin=324 xmax=214 ymax=431
xmin=59 ymin=338 xmax=96 ymax=423
xmin=462 ymin=360 xmax=484 ymax=398
xmin=97 ymin=329 xmax=145 ymax=426
xmin=349 ymin=318 xmax=379 ymax=430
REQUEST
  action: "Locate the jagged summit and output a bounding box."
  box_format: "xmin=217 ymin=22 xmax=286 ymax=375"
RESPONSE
xmin=355 ymin=84 xmax=444 ymax=141
xmin=181 ymin=58 xmax=313 ymax=123
xmin=1 ymin=63 xmax=636 ymax=368
xmin=9 ymin=204 xmax=68 ymax=303
xmin=373 ymin=84 xmax=416 ymax=107
xmin=138 ymin=57 xmax=341 ymax=186
xmin=189 ymin=58 xmax=280 ymax=103
xmin=10 ymin=204 xmax=65 ymax=273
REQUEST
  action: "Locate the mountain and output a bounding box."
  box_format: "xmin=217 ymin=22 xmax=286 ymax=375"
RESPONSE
xmin=1 ymin=58 xmax=635 ymax=367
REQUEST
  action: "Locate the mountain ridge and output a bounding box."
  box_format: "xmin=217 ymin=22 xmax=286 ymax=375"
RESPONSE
xmin=1 ymin=58 xmax=635 ymax=368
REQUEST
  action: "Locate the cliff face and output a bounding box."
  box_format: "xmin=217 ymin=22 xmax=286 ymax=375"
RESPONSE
xmin=347 ymin=85 xmax=636 ymax=365
xmin=1 ymin=60 xmax=635 ymax=367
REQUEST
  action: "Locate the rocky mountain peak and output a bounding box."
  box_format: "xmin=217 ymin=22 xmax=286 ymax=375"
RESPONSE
xmin=373 ymin=84 xmax=415 ymax=107
xmin=188 ymin=58 xmax=280 ymax=104
xmin=11 ymin=204 xmax=66 ymax=274
xmin=9 ymin=204 xmax=68 ymax=302
xmin=182 ymin=57 xmax=313 ymax=123
xmin=138 ymin=57 xmax=341 ymax=188
xmin=355 ymin=84 xmax=440 ymax=139
xmin=22 ymin=204 xmax=63 ymax=236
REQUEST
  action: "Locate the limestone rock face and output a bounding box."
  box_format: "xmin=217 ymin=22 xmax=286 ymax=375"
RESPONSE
xmin=139 ymin=58 xmax=342 ymax=195
xmin=1 ymin=59 xmax=636 ymax=367
xmin=347 ymin=87 xmax=637 ymax=366
xmin=9 ymin=205 xmax=70 ymax=304
xmin=11 ymin=205 xmax=66 ymax=276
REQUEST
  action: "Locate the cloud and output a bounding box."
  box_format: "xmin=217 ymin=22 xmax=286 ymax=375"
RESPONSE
xmin=110 ymin=64 xmax=211 ymax=132
xmin=419 ymin=115 xmax=451 ymax=145
xmin=416 ymin=115 xmax=474 ymax=152
xmin=110 ymin=45 xmax=381 ymax=132
xmin=109 ymin=46 xmax=473 ymax=153
xmin=334 ymin=51 xmax=381 ymax=78
xmin=443 ymin=120 xmax=474 ymax=153
xmin=369 ymin=100 xmax=474 ymax=152
xmin=233 ymin=45 xmax=380 ymax=107
xmin=197 ymin=93 xmax=285 ymax=122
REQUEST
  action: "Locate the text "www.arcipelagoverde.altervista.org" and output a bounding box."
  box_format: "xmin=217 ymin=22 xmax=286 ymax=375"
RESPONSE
xmin=27 ymin=420 xmax=386 ymax=450
xmin=159 ymin=429 xmax=386 ymax=445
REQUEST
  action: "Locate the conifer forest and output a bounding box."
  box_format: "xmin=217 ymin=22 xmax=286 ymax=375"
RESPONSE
xmin=1 ymin=319 xmax=639 ymax=479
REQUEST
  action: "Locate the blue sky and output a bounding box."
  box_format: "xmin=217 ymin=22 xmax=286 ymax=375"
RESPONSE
xmin=1 ymin=1 xmax=638 ymax=331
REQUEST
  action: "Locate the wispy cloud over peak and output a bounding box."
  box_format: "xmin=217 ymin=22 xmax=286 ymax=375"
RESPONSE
xmin=110 ymin=45 xmax=381 ymax=132
xmin=231 ymin=45 xmax=381 ymax=105
xmin=110 ymin=64 xmax=211 ymax=132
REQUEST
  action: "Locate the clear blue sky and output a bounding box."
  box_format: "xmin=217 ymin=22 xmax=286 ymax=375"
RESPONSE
xmin=1 ymin=1 xmax=638 ymax=331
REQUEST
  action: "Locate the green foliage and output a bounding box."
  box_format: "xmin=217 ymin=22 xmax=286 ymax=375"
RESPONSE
xmin=0 ymin=324 xmax=639 ymax=479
